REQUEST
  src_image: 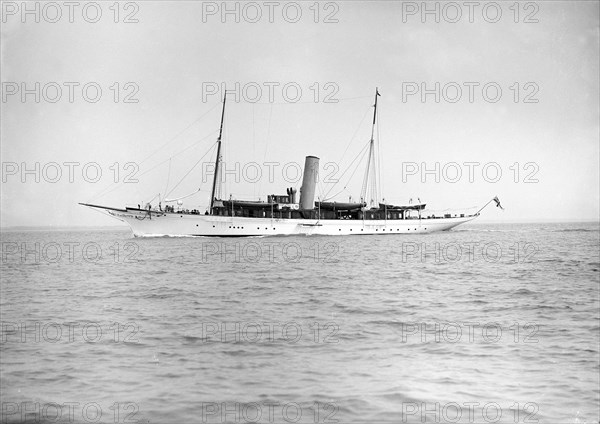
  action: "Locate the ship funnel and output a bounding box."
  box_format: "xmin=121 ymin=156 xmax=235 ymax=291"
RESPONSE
xmin=299 ymin=156 xmax=319 ymax=210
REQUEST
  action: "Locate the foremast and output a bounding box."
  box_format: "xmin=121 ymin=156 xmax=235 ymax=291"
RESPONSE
xmin=209 ymin=92 xmax=228 ymax=214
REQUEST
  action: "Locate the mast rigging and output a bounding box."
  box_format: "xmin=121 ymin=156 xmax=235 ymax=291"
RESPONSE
xmin=210 ymin=91 xmax=228 ymax=213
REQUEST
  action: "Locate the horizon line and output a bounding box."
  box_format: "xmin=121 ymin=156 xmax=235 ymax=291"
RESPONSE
xmin=2 ymin=219 xmax=599 ymax=232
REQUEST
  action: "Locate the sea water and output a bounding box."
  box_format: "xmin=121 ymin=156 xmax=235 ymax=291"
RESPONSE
xmin=1 ymin=222 xmax=598 ymax=423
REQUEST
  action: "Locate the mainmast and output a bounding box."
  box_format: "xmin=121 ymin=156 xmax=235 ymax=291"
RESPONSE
xmin=361 ymin=88 xmax=380 ymax=207
xmin=210 ymin=92 xmax=228 ymax=213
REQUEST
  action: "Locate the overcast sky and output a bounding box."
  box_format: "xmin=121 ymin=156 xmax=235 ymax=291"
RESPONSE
xmin=1 ymin=1 xmax=598 ymax=227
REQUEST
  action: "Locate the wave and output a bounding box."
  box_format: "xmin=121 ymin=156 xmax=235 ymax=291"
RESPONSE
xmin=553 ymin=228 xmax=599 ymax=232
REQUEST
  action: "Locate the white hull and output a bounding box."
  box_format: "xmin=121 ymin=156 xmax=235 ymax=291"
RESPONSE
xmin=101 ymin=208 xmax=477 ymax=237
